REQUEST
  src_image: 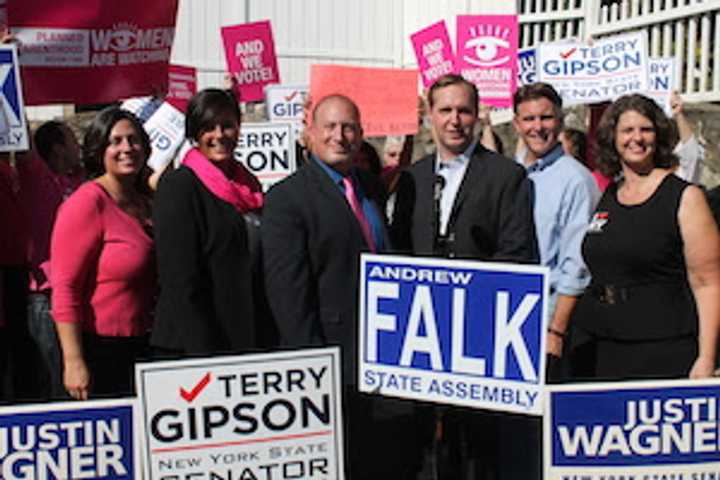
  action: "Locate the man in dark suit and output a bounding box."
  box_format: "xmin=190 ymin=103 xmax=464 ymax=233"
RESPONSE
xmin=390 ymin=74 xmax=539 ymax=480
xmin=262 ymin=94 xmax=421 ymax=480
xmin=391 ymin=75 xmax=536 ymax=262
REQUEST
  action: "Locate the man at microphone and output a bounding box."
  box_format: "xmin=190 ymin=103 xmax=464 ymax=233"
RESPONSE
xmin=390 ymin=74 xmax=538 ymax=480
xmin=391 ymin=73 xmax=536 ymax=262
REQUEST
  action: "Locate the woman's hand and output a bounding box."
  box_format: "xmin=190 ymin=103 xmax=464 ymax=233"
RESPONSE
xmin=689 ymin=355 xmax=716 ymax=379
xmin=63 ymin=357 xmax=91 ymax=400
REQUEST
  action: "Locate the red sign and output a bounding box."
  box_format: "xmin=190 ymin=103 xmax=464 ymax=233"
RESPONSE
xmin=166 ymin=64 xmax=196 ymax=113
xmin=221 ymin=20 xmax=280 ymax=103
xmin=310 ymin=65 xmax=418 ymax=137
xmin=9 ymin=0 xmax=179 ymax=105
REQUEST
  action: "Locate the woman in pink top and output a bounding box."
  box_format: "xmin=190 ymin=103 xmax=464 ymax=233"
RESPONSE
xmin=51 ymin=107 xmax=155 ymax=400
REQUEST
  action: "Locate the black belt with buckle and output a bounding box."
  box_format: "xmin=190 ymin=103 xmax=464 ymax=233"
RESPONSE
xmin=589 ymin=284 xmax=629 ymax=305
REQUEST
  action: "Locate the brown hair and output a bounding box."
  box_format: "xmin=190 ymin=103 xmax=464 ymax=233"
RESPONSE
xmin=427 ymin=74 xmax=478 ymax=111
xmin=513 ymin=82 xmax=563 ymax=115
xmin=595 ymin=94 xmax=678 ymax=177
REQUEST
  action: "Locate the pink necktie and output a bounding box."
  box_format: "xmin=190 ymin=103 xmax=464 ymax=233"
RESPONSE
xmin=342 ymin=176 xmax=376 ymax=252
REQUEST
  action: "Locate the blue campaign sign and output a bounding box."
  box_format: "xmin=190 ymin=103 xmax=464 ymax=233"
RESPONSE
xmin=358 ymin=254 xmax=549 ymax=415
xmin=518 ymin=48 xmax=536 ymax=86
xmin=265 ymin=84 xmax=307 ymax=123
xmin=545 ymin=379 xmax=720 ymax=479
xmin=538 ymin=31 xmax=649 ymax=106
xmin=0 ymin=44 xmax=29 ymax=151
xmin=0 ymin=399 xmax=137 ymax=479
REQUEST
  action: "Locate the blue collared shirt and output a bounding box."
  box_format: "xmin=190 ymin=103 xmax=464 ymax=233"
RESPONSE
xmin=312 ymin=156 xmax=385 ymax=251
xmin=517 ymin=144 xmax=600 ymax=310
xmin=436 ymin=140 xmax=477 ymax=235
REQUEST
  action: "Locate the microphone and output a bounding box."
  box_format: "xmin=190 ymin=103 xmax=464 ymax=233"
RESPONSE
xmin=434 ymin=174 xmax=446 ymax=202
xmin=433 ymin=174 xmax=446 ymax=254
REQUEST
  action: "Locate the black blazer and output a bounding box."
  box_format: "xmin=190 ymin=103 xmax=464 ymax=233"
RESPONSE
xmin=390 ymin=144 xmax=538 ymax=263
xmin=261 ymin=160 xmax=387 ymax=384
xmin=152 ymin=166 xmax=257 ymax=355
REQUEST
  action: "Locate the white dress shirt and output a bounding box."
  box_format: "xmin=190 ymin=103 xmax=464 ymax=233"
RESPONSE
xmin=436 ymin=141 xmax=477 ymax=236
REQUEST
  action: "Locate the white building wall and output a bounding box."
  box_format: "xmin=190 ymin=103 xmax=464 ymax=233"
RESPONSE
xmin=171 ymin=0 xmax=516 ymax=90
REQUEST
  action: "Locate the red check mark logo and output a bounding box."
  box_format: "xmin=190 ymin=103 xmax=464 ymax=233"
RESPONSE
xmin=560 ymin=48 xmax=577 ymax=59
xmin=284 ymin=91 xmax=299 ymax=102
xmin=179 ymin=372 xmax=211 ymax=403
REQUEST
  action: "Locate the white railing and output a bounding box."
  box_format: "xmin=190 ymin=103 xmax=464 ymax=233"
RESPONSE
xmin=518 ymin=0 xmax=720 ymax=102
xmin=518 ymin=0 xmax=586 ymax=48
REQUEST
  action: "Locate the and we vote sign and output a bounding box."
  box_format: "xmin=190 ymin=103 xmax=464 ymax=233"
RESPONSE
xmin=359 ymin=254 xmax=549 ymax=415
xmin=222 ymin=20 xmax=280 ymax=103
xmin=545 ymin=379 xmax=720 ymax=479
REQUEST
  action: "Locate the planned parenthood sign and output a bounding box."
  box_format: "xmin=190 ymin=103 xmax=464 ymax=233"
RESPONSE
xmin=358 ymin=254 xmax=549 ymax=416
xmin=545 ymin=379 xmax=720 ymax=479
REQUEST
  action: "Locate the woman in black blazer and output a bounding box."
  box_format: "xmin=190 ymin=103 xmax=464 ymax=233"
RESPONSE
xmin=152 ymin=89 xmax=264 ymax=356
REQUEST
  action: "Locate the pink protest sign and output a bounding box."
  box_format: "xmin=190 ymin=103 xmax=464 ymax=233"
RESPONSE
xmin=456 ymin=15 xmax=518 ymax=108
xmin=221 ymin=20 xmax=280 ymax=103
xmin=411 ymin=20 xmax=456 ymax=89
xmin=166 ymin=64 xmax=196 ymax=113
xmin=10 ymin=0 xmax=178 ymax=105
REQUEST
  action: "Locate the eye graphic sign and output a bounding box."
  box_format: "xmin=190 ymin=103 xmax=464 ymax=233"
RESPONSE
xmin=456 ymin=15 xmax=519 ymax=108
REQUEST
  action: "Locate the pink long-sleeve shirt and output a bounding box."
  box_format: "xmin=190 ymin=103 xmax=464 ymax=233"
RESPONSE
xmin=50 ymin=181 xmax=155 ymax=337
xmin=16 ymin=153 xmax=84 ymax=292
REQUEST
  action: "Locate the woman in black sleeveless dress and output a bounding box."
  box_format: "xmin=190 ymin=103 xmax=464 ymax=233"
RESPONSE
xmin=570 ymin=94 xmax=720 ymax=380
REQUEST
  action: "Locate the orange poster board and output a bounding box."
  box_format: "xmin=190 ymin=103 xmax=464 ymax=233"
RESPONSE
xmin=310 ymin=65 xmax=419 ymax=137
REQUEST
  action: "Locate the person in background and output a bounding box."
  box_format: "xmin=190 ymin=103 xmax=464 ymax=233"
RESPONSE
xmin=559 ymin=127 xmax=589 ymax=168
xmin=353 ymin=140 xmax=383 ymax=177
xmin=671 ymin=91 xmax=704 ymax=184
xmin=477 ymin=103 xmax=505 ymax=155
xmin=560 ymin=126 xmax=614 ymax=192
xmin=381 ymin=134 xmax=414 ymax=221
xmin=152 ymin=88 xmax=265 ymax=357
xmin=0 ymin=151 xmax=30 ymax=403
xmin=51 ymin=108 xmax=155 ymax=400
xmin=18 ymin=121 xmax=84 ymax=399
xmin=570 ymin=94 xmax=720 ymax=380
xmin=383 ymin=135 xmax=404 ymax=170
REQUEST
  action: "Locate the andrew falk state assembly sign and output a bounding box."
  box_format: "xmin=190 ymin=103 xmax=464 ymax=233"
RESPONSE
xmin=358 ymin=254 xmax=549 ymax=416
xmin=135 ymin=348 xmax=345 ymax=480
xmin=9 ymin=0 xmax=179 ymax=105
xmin=545 ymin=379 xmax=720 ymax=479
xmin=0 ymin=399 xmax=137 ymax=480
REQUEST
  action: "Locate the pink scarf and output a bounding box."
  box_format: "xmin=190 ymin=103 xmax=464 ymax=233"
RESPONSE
xmin=182 ymin=148 xmax=263 ymax=213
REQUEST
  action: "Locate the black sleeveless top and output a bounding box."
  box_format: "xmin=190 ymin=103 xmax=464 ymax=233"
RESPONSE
xmin=574 ymin=174 xmax=697 ymax=340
